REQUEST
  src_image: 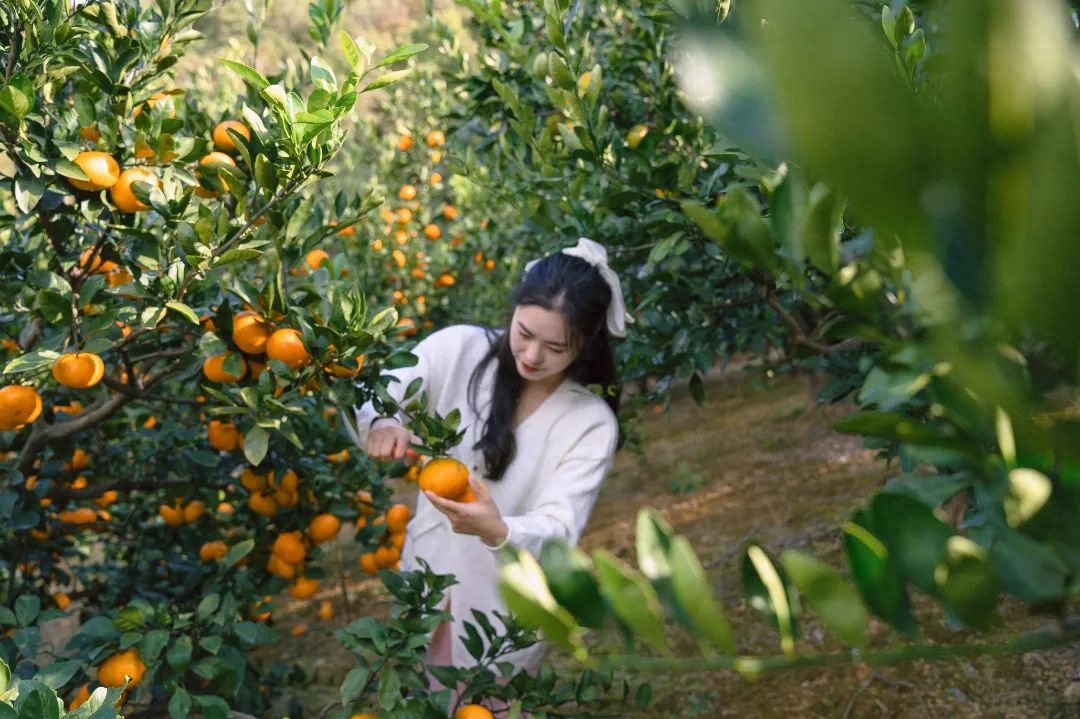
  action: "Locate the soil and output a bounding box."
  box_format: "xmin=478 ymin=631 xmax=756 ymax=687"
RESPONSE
xmin=261 ymin=368 xmax=1080 ymax=719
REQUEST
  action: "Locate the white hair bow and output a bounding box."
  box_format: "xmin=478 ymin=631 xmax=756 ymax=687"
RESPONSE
xmin=525 ymin=237 xmax=634 ymax=337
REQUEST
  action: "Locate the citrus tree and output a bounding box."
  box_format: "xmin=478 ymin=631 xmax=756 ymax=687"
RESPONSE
xmin=0 ymin=0 xmax=433 ymax=714
xmin=500 ymin=0 xmax=1080 ymax=677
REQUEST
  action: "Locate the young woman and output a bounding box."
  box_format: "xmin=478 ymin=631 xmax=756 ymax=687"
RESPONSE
xmin=348 ymin=237 xmax=629 ymax=674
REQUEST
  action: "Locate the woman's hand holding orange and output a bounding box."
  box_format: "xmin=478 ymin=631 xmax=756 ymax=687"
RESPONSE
xmin=424 ymin=478 xmax=508 ymax=547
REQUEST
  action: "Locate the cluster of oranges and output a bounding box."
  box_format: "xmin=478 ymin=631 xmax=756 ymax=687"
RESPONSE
xmin=238 ymin=466 xmax=302 ymax=517
xmin=159 ymin=498 xmax=206 ymax=527
xmin=356 ymin=492 xmax=410 ymax=575
xmin=202 ymin=310 xmax=311 ymax=385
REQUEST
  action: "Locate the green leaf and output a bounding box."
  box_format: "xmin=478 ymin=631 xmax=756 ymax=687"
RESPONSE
xmin=742 ymin=544 xmax=798 ymax=656
xmin=3 ymin=350 xmax=60 ymax=376
xmin=166 ymin=635 xmax=193 ymax=672
xmin=842 ymin=518 xmax=915 ymax=634
xmin=32 ymin=660 xmax=79 ymax=690
xmin=883 ymin=472 xmax=972 ymax=508
xmin=935 ymin=536 xmax=999 ymax=629
xmin=14 ymin=595 xmax=39 ymax=627
xmin=987 ymin=527 xmax=1069 ymax=604
xmin=669 ymin=535 xmax=735 ymax=654
xmin=0 ymin=84 xmax=32 ymax=121
xmin=1004 ymin=468 xmax=1052 ymax=527
xmin=539 ymin=541 xmax=605 ymax=628
xmin=340 ymin=30 xmax=362 ymax=70
xmin=499 ymin=548 xmax=587 ymax=660
xmin=339 ymin=664 xmax=369 ymax=705
xmin=376 ymin=666 xmax=401 ymax=710
xmin=868 ymin=492 xmax=951 ymax=593
xmin=374 ymin=43 xmax=428 ymax=69
xmin=164 ymin=301 xmax=199 ymax=325
xmin=781 ymin=550 xmax=867 ymax=648
xmin=222 ymin=539 xmax=254 ymax=569
xmin=547 ymin=53 xmax=576 ymax=92
xmin=216 ymin=248 xmax=263 ymax=266
xmin=362 ymin=69 xmax=412 ymax=93
xmin=0 ymin=659 xmax=8 ymax=693
xmin=996 ymin=407 xmax=1017 ymax=470
xmin=243 ymin=426 xmax=269 ymax=466
xmin=140 ymin=628 xmax=170 ymax=661
xmin=221 ymin=59 xmax=269 ymax=90
xmin=168 ymin=688 xmax=192 ymax=719
xmin=593 ymin=550 xmax=670 ymax=654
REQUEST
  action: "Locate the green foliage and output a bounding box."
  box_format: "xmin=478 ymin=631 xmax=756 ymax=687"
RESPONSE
xmin=336 ymin=561 xmax=640 ymax=718
xmin=500 ymin=0 xmax=1080 ymax=676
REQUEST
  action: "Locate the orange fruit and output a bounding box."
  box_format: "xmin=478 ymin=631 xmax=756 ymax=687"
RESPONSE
xmin=109 ymin=167 xmax=159 ymax=212
xmin=202 ymin=352 xmax=247 ymax=383
xmin=355 ymin=489 xmax=375 ymax=515
xmin=396 ymin=134 xmax=414 ymax=151
xmin=199 ymin=540 xmax=228 ymax=562
xmin=398 ymin=184 xmax=417 ymax=200
xmin=442 ymin=204 xmax=458 ymax=220
xmin=305 ymin=248 xmax=331 ymax=270
xmin=207 ymin=419 xmax=240 ymax=451
xmin=385 ymin=503 xmax=411 ymax=533
xmin=231 ymin=312 xmax=272 ymax=354
xmin=159 ymin=503 xmax=184 ymax=527
xmin=239 ymin=467 xmax=268 ymax=492
xmin=266 ymin=555 xmax=296 ymax=579
xmin=65 ymin=448 xmax=90 ymax=472
xmin=52 ymin=352 xmax=106 ymax=389
xmin=423 ymin=224 xmax=441 ymax=241
xmin=94 ymin=490 xmax=119 ymax=508
xmin=0 ymin=385 xmax=42 ymax=431
xmin=212 ymin=119 xmax=251 ymax=152
xmin=394 ymin=317 xmax=417 ymax=337
xmin=374 ymin=544 xmax=400 ymax=569
xmin=359 ymin=552 xmax=378 ymax=574
xmin=249 ymin=492 xmax=278 ymax=517
xmin=58 ymin=507 xmax=97 ymax=525
xmin=291 ymin=623 xmax=308 ymax=636
xmin=133 ymin=90 xmax=177 ymax=118
xmin=68 ymin=151 xmax=120 ymax=191
xmin=429 ymin=172 xmax=443 ymax=185
xmin=418 ymin=457 xmax=471 ymax=501
xmin=317 ymin=600 xmax=334 ymax=621
xmin=272 ymin=531 xmax=306 ymax=565
xmin=434 ymin=272 xmax=456 ymax=289
xmin=350 ymin=713 xmax=377 ymax=719
xmin=68 ymin=683 xmax=91 ymax=711
xmin=326 ymin=354 xmax=364 ymax=379
xmin=288 ymin=576 xmax=319 ymax=600
xmin=197 ymin=151 xmax=238 ymax=195
xmin=182 ymin=500 xmax=206 ymax=523
xmin=426 ymin=129 xmax=445 ymax=147
xmin=455 ymin=705 xmax=495 ymax=719
xmin=97 ymin=648 xmax=147 ymax=688
xmin=307 ymin=513 xmax=341 ymax=544
xmin=266 ymin=328 xmax=310 ymax=371
xmin=249 ymin=596 xmax=272 ymax=622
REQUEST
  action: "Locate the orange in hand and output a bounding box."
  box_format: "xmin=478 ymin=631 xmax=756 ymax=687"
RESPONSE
xmin=418 ymin=457 xmax=474 ymax=502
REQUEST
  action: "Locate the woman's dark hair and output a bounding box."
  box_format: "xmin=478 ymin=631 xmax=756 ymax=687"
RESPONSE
xmin=467 ymin=251 xmax=620 ymax=480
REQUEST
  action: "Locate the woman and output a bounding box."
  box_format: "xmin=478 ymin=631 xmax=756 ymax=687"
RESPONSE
xmin=349 ymin=237 xmax=629 ymax=673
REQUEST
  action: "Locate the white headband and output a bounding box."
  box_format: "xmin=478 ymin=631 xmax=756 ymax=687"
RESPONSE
xmin=524 ymin=237 xmax=634 ymax=337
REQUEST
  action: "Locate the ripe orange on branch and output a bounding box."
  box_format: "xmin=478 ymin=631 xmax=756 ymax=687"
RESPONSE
xmin=109 ymin=167 xmax=159 ymax=213
xmin=231 ymin=312 xmax=272 ymax=354
xmin=305 ymin=249 xmax=330 ymax=270
xmin=0 ymin=385 xmax=42 ymax=431
xmin=97 ymin=648 xmax=147 ymax=688
xmin=52 ymin=352 xmax=106 ymax=389
xmin=68 ymin=151 xmax=120 ymax=191
xmin=266 ymin=328 xmax=310 ymax=371
xmin=202 ymin=352 xmax=247 ymax=383
xmin=212 ymin=119 xmax=251 ymax=152
xmin=455 ymin=705 xmax=495 ymax=719
xmin=307 ymin=513 xmax=341 ymax=544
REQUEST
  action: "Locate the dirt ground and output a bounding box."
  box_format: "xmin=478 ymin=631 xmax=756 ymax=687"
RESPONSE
xmin=264 ymin=368 xmax=1080 ymax=719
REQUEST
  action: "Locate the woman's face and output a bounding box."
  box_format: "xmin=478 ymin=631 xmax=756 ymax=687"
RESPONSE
xmin=509 ymin=304 xmax=579 ymax=386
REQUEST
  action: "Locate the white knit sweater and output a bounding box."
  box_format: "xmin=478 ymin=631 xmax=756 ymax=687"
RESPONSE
xmin=349 ymin=324 xmax=618 ymax=669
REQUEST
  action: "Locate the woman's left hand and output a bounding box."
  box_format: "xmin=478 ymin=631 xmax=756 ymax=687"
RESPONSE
xmin=424 ymin=478 xmax=509 ymax=547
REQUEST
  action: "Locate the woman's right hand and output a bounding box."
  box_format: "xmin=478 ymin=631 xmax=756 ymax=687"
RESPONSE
xmin=365 ymin=418 xmax=420 ymax=462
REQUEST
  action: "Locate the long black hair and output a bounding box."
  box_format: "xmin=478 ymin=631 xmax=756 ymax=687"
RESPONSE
xmin=467 ymin=251 xmax=620 ymax=480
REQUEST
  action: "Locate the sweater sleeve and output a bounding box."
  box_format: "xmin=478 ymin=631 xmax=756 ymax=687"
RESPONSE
xmin=496 ymin=415 xmax=618 ymax=558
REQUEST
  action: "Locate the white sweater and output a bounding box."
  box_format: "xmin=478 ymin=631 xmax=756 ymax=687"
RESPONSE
xmin=349 ymin=324 xmax=618 ymax=669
